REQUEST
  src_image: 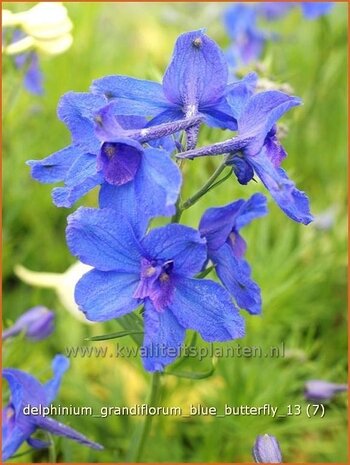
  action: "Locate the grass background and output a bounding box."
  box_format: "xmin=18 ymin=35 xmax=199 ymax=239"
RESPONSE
xmin=2 ymin=2 xmax=348 ymax=463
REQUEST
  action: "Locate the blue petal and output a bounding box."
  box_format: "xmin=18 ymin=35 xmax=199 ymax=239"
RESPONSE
xmin=169 ymin=277 xmax=245 ymax=341
xmin=93 ymin=102 xmax=130 ymax=141
xmin=99 ymin=148 xmax=182 ymax=236
xmin=147 ymin=107 xmax=183 ymax=126
xmin=202 ymin=98 xmax=238 ymax=130
xmin=141 ymin=224 xmax=207 ymax=277
xmin=52 ymin=173 xmax=103 ymax=208
xmin=33 ymin=416 xmax=103 ymax=450
xmin=97 ymin=139 xmax=143 ymax=186
xmin=57 ymin=92 xmax=107 ymax=152
xmin=27 ymin=145 xmax=81 ymax=184
xmin=264 ymin=127 xmax=287 ymax=168
xmin=91 ymin=75 xmax=169 ymax=108
xmin=64 ymin=152 xmax=97 ymax=187
xmin=301 ymin=2 xmax=333 ymax=19
xmin=75 ymin=269 xmax=139 ymax=322
xmin=142 ymin=301 xmax=186 ymax=372
xmin=2 ymin=422 xmax=35 ymax=461
xmin=163 ymin=30 xmax=228 ymax=108
xmin=235 ymin=192 xmax=268 ymax=230
xmin=139 ymin=148 xmax=182 ymax=216
xmin=91 ymin=75 xmax=169 ymax=115
xmin=239 ymin=91 xmax=302 ymax=156
xmin=226 ymin=73 xmax=258 ymax=121
xmin=211 ymin=244 xmax=262 ymax=315
xmin=44 ymin=355 xmax=69 ymax=404
xmin=230 ymin=156 xmax=255 ymax=185
xmin=2 ymin=369 xmax=46 ymax=413
xmin=66 ymin=207 xmax=142 ymax=272
xmin=199 ymin=200 xmax=245 ymax=251
xmin=27 ymin=436 xmax=50 ymax=449
xmin=199 ymin=194 xmax=266 ymax=252
xmin=116 ymin=115 xmax=148 ymax=130
xmin=249 ymin=150 xmax=313 ymax=224
xmin=92 ymin=99 xmax=169 ymax=117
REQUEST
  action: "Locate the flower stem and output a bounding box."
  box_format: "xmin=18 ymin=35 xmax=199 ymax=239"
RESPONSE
xmin=171 ymin=197 xmax=183 ymax=223
xmin=47 ymin=433 xmax=56 ymax=462
xmin=127 ymin=372 xmax=162 ymax=462
xmin=181 ymin=158 xmax=228 ymax=211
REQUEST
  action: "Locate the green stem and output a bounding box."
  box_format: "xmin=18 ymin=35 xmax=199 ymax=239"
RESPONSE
xmin=127 ymin=372 xmax=162 ymax=462
xmin=47 ymin=433 xmax=56 ymax=462
xmin=171 ymin=197 xmax=183 ymax=223
xmin=3 ymin=56 xmax=31 ymax=120
xmin=181 ymin=158 xmax=228 ymax=211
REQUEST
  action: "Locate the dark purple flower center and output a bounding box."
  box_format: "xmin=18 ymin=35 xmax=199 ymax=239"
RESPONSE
xmin=97 ymin=141 xmax=142 ymax=186
xmin=133 ymin=258 xmax=175 ymax=312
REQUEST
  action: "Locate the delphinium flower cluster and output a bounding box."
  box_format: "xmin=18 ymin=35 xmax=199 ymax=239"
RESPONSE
xmin=28 ymin=28 xmax=313 ymax=374
xmin=5 ymin=25 xmax=316 ymax=463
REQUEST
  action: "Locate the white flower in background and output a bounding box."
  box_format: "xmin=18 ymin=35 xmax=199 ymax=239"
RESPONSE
xmin=14 ymin=262 xmax=93 ymax=324
xmin=2 ymin=2 xmax=73 ymax=55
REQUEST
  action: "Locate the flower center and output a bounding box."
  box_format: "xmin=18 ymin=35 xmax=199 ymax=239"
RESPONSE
xmin=192 ymin=37 xmax=202 ymax=48
xmin=97 ymin=141 xmax=142 ymax=186
xmin=133 ymin=258 xmax=175 ymax=311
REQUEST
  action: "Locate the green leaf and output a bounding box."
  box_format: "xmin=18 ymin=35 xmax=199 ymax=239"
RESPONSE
xmin=196 ymin=265 xmax=215 ymax=279
xmin=85 ymin=330 xmax=144 ymax=342
xmin=165 ymin=355 xmax=217 ymax=379
xmin=164 ymin=364 xmax=216 ymax=380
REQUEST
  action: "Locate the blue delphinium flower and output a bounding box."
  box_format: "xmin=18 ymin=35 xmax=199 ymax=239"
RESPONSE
xmin=66 ymin=207 xmax=245 ymax=372
xmin=224 ymin=2 xmax=334 ymax=67
xmin=6 ymin=30 xmax=43 ymax=95
xmin=26 ymin=91 xmax=200 ymax=233
xmin=259 ymin=2 xmax=333 ymax=21
xmin=257 ymin=2 xmax=293 ymax=20
xmin=199 ymin=194 xmax=267 ymax=315
xmin=14 ymin=51 xmax=43 ymax=96
xmin=2 ymin=355 xmax=103 ymax=461
xmin=178 ymin=90 xmax=313 ymax=225
xmin=300 ymin=2 xmax=333 ymax=19
xmin=91 ymin=29 xmax=244 ymax=147
xmin=304 ymin=380 xmax=348 ymax=402
xmin=224 ymin=4 xmax=269 ymax=65
xmin=2 ymin=306 xmax=54 ymax=341
xmin=253 ymin=434 xmax=282 ymax=463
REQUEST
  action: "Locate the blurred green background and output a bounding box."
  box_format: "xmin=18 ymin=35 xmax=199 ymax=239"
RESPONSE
xmin=2 ymin=2 xmax=348 ymax=463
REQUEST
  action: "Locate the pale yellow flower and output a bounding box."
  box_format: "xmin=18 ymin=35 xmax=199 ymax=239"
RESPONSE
xmin=14 ymin=262 xmax=93 ymax=324
xmin=3 ymin=2 xmax=73 ymax=55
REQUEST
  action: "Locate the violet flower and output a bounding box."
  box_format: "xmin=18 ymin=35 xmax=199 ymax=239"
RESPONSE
xmin=2 ymin=356 xmax=103 ymax=461
xmin=66 ymin=207 xmax=245 ymax=371
xmin=27 ymin=92 xmax=196 ymax=234
xmin=305 ymin=380 xmax=348 ymax=402
xmin=199 ymin=193 xmax=267 ymax=314
xmin=253 ymin=434 xmax=282 ymax=463
xmin=177 ymin=90 xmax=313 ymax=225
xmin=2 ymin=306 xmax=54 ymax=341
xmin=91 ymin=29 xmax=247 ymax=148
